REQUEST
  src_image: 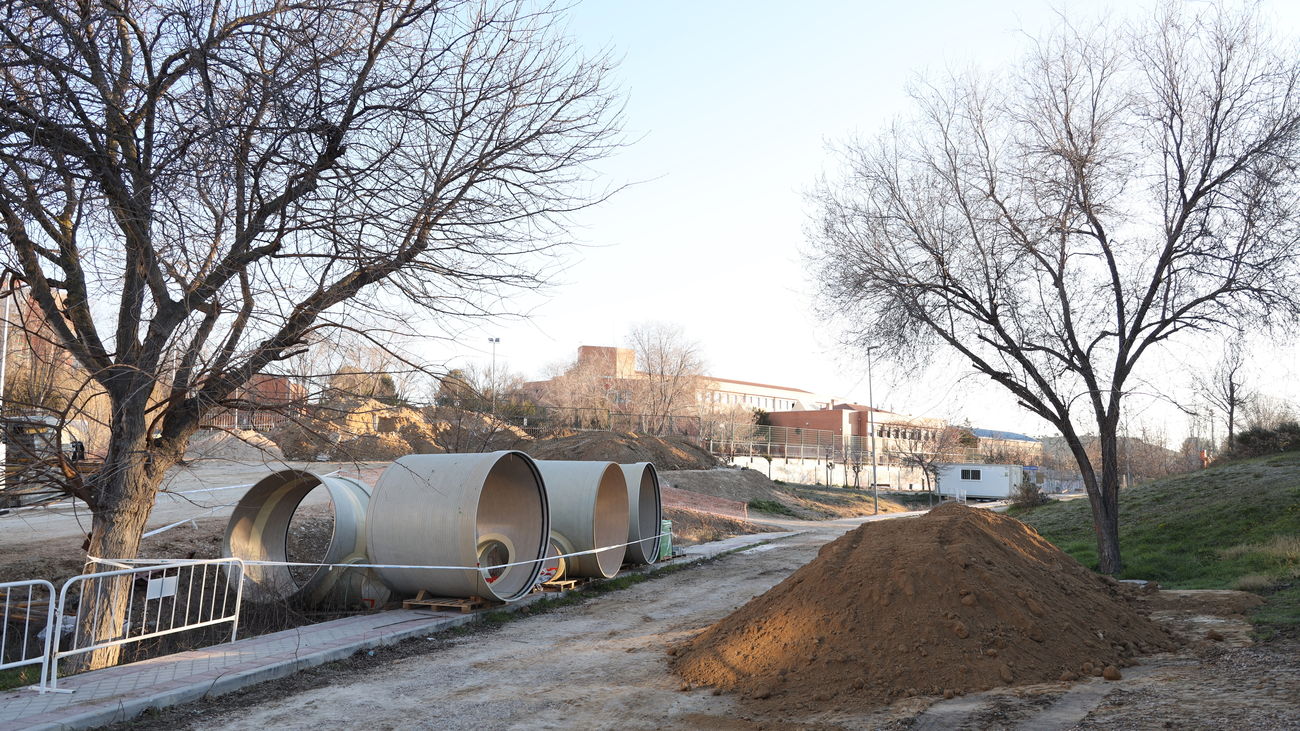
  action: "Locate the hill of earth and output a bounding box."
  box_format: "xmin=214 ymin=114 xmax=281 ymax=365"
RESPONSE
xmin=520 ymin=431 xmax=718 ymax=470
xmin=673 ymin=503 xmax=1174 ymax=713
xmin=1010 ymin=451 xmax=1300 ymax=637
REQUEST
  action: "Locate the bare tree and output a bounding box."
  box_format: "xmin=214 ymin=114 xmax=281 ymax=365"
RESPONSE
xmin=626 ymin=322 xmax=705 ymax=434
xmin=895 ymin=425 xmax=967 ymax=504
xmin=1243 ymin=394 xmax=1297 ymax=431
xmin=535 ymin=356 xmax=615 ymax=427
xmin=0 ymin=0 xmax=620 ymax=668
xmin=1194 ymin=337 xmax=1252 ymax=449
xmin=809 ymin=3 xmax=1300 ymax=572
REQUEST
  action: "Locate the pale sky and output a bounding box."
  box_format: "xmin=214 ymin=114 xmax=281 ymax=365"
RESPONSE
xmin=419 ymin=0 xmax=1300 ymax=441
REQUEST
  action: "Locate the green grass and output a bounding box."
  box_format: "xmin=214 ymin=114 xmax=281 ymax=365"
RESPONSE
xmin=0 ymin=665 xmax=41 ymax=692
xmin=747 ymin=498 xmax=800 ymax=517
xmin=1010 ymin=452 xmax=1300 ymax=638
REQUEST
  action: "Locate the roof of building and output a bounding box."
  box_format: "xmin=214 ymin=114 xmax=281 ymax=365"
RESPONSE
xmin=830 ymin=403 xmax=884 ymax=412
xmin=704 ymin=376 xmax=815 ymax=394
xmin=971 ymin=427 xmax=1040 ymax=443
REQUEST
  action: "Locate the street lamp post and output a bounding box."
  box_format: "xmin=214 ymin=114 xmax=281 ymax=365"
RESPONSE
xmin=865 ymin=345 xmax=880 ymax=515
xmin=0 ymin=284 xmax=10 ymax=477
xmin=488 ymin=337 xmax=500 ymax=415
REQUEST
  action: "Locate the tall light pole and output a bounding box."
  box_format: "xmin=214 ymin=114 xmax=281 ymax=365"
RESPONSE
xmin=487 ymin=337 xmax=500 ymax=414
xmin=865 ymin=345 xmax=880 ymax=515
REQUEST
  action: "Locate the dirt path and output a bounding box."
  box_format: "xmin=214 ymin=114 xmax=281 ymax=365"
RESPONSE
xmin=120 ymin=515 xmax=1298 ymax=730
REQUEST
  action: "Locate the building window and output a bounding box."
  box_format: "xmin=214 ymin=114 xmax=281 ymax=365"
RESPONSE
xmin=960 ymin=469 xmax=982 ymax=481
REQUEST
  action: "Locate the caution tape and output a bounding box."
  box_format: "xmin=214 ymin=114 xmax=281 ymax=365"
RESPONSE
xmin=86 ymin=531 xmax=671 ymax=574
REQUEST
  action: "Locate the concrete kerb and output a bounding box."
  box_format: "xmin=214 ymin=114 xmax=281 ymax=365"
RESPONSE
xmin=3 ymin=528 xmax=804 ymax=731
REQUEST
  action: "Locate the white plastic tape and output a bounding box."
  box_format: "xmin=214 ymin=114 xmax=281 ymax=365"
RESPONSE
xmin=88 ymin=532 xmax=671 ymax=574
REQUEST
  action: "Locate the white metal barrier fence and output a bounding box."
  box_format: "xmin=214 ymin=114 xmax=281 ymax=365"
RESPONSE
xmin=0 ymin=579 xmax=56 ymax=691
xmin=50 ymin=558 xmax=245 ymax=689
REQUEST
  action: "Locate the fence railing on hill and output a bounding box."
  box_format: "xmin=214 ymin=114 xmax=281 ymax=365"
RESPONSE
xmin=201 ymin=410 xmax=292 ymax=432
xmin=498 ymin=406 xmax=992 ymax=465
xmin=702 ymin=423 xmax=985 ymax=466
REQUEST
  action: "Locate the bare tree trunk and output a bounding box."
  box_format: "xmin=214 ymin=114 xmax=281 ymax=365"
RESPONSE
xmin=1227 ymin=381 xmax=1237 ymax=449
xmin=69 ymin=389 xmax=173 ymax=672
xmin=1061 ymin=427 xmax=1122 ymax=574
xmin=1091 ymin=431 xmax=1123 ymax=575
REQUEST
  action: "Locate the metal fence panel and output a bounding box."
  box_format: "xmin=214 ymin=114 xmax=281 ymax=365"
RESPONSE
xmin=51 ymin=559 xmax=244 ymax=688
xmin=0 ymin=579 xmax=56 ymax=692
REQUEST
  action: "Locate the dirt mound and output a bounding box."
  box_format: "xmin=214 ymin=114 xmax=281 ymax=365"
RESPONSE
xmin=662 ymin=468 xmax=802 ymax=514
xmin=672 ymin=503 xmax=1176 ymax=712
xmin=661 ymin=484 xmax=750 ymax=520
xmin=664 ymin=506 xmax=768 ymax=547
xmin=523 ymin=431 xmax=718 ymax=470
xmin=185 ymin=429 xmax=284 ymax=463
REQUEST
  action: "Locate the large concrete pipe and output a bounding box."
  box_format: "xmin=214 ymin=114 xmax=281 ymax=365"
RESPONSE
xmin=620 ymin=462 xmax=662 ymax=564
xmin=534 ymin=460 xmax=629 ymax=579
xmin=223 ymin=470 xmax=390 ymax=609
xmin=366 ymin=451 xmax=549 ymax=602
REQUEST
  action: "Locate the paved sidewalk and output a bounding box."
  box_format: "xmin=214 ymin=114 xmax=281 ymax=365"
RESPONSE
xmin=0 ymin=530 xmax=799 ymax=731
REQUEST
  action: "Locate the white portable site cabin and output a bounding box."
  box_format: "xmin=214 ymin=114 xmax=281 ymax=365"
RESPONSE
xmin=936 ymin=463 xmax=1021 ymax=500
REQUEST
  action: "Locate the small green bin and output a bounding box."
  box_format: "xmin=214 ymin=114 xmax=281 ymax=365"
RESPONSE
xmin=658 ymin=519 xmax=673 ymax=561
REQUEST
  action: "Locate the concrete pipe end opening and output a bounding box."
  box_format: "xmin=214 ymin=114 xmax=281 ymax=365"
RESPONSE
xmin=222 ymin=470 xmax=387 ymax=609
xmin=620 ymin=462 xmax=662 ymax=565
xmin=535 ymin=461 xmax=629 ymax=579
xmin=367 ymin=451 xmax=549 ymax=602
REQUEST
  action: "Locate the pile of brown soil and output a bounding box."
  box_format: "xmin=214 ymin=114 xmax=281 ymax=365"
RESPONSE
xmin=671 ymin=503 xmax=1176 ymax=712
xmin=662 ymin=469 xmax=797 ymax=512
xmin=661 ymin=484 xmax=750 ymax=520
xmin=523 ymin=431 xmax=718 ymax=470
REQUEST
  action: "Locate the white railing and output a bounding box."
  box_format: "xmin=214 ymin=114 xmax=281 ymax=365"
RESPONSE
xmin=50 ymin=559 xmax=244 ymax=688
xmin=0 ymin=579 xmax=56 ymax=692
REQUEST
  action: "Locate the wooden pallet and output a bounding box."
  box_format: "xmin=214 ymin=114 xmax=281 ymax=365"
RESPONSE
xmin=538 ymin=578 xmax=580 ymax=593
xmin=401 ymin=590 xmax=491 ymax=613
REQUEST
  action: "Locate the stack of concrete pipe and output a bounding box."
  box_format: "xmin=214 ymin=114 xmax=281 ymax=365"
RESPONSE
xmin=223 ymin=451 xmax=664 ymax=608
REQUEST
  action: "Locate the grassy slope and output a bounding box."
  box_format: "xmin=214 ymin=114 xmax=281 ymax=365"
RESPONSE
xmin=1009 ymin=452 xmax=1300 ymax=637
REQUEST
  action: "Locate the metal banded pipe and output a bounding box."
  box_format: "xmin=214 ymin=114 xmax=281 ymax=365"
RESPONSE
xmin=222 ymin=470 xmax=390 ymax=609
xmin=366 ymin=451 xmax=549 ymax=602
xmin=534 ymin=460 xmax=629 ymax=579
xmin=620 ymin=462 xmax=662 ymax=564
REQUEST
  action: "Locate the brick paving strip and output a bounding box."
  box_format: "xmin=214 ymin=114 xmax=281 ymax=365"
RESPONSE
xmin=0 ymin=530 xmax=798 ymax=731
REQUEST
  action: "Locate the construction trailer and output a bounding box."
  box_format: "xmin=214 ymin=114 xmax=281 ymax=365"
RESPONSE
xmin=936 ymin=463 xmax=1022 ymax=500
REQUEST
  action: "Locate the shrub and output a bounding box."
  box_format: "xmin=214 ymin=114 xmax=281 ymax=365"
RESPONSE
xmin=747 ymin=499 xmax=799 ymax=517
xmin=1222 ymin=421 xmax=1300 ymax=461
xmin=1010 ymin=476 xmax=1048 ymax=508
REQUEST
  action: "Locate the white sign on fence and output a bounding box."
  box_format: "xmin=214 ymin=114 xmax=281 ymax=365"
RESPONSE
xmin=145 ymin=575 xmax=178 ymax=600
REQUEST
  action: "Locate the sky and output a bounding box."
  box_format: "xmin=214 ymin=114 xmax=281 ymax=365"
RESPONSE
xmin=420 ymin=0 xmax=1300 ymax=441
